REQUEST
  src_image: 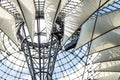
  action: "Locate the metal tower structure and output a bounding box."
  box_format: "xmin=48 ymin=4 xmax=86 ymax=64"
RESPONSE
xmin=19 ymin=21 xmax=62 ymax=80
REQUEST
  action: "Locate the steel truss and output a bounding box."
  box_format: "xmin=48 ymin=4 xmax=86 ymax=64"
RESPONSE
xmin=18 ymin=21 xmax=62 ymax=80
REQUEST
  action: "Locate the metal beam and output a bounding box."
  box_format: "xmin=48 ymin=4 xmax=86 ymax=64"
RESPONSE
xmin=22 ymin=25 xmax=37 ymax=80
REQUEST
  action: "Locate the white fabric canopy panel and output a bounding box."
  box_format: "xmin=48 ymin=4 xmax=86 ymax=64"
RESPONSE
xmin=44 ymin=0 xmax=67 ymax=40
xmin=11 ymin=0 xmax=35 ymax=42
xmin=93 ymin=46 xmax=120 ymax=63
xmin=44 ymin=0 xmax=61 ymax=40
xmin=89 ymin=28 xmax=120 ymax=54
xmin=85 ymin=28 xmax=120 ymax=79
xmin=95 ymin=61 xmax=120 ymax=72
xmin=62 ymin=0 xmax=114 ymax=45
xmin=93 ymin=72 xmax=120 ymax=80
xmin=88 ymin=46 xmax=120 ymax=79
xmin=0 ymin=7 xmax=18 ymax=45
xmin=76 ymin=10 xmax=120 ymax=49
xmin=60 ymin=0 xmax=68 ymax=10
